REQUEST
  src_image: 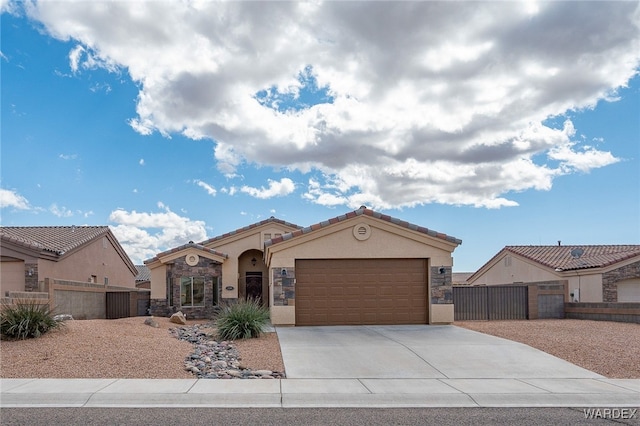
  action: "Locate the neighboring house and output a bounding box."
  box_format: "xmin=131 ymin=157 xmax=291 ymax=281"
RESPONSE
xmin=467 ymin=245 xmax=640 ymax=303
xmin=452 ymin=272 xmax=473 ymax=285
xmin=1 ymin=226 xmax=137 ymax=295
xmin=145 ymin=207 xmax=462 ymax=325
xmin=135 ymin=265 xmax=151 ymax=289
xmin=1 ymin=226 xmax=139 ymax=319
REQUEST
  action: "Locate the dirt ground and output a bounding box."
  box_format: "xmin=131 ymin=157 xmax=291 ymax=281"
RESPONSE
xmin=1 ymin=317 xmax=637 ymax=379
xmin=456 ymin=319 xmax=640 ymax=379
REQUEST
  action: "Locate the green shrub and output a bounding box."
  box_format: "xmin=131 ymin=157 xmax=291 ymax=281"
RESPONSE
xmin=0 ymin=301 xmax=62 ymax=340
xmin=216 ymin=298 xmax=270 ymax=340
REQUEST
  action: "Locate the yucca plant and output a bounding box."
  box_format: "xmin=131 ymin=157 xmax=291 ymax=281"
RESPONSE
xmin=216 ymin=298 xmax=270 ymax=340
xmin=0 ymin=301 xmax=62 ymax=339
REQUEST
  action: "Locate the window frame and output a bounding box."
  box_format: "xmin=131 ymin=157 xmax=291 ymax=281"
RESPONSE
xmin=180 ymin=276 xmax=205 ymax=307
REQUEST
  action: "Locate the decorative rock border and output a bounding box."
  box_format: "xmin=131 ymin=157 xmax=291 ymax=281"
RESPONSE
xmin=169 ymin=324 xmax=285 ymax=379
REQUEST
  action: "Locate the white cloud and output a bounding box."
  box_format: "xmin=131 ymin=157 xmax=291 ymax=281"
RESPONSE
xmin=49 ymin=203 xmax=73 ymax=217
xmin=549 ymin=143 xmax=620 ymax=174
xmin=109 ymin=202 xmax=208 ymax=263
xmin=67 ymin=43 xmax=118 ymax=74
xmin=68 ymin=45 xmax=83 ymax=73
xmin=0 ymin=188 xmax=30 ymax=210
xmin=220 ymin=186 xmax=238 ymax=196
xmin=241 ymin=178 xmax=295 ymax=199
xmin=1 ymin=0 xmax=17 ymax=15
xmin=139 ymin=158 xmax=145 ymax=166
xmin=195 ymin=179 xmax=216 ymax=196
xmin=59 ymin=153 xmax=78 ymax=160
xmin=27 ymin=1 xmax=640 ymax=208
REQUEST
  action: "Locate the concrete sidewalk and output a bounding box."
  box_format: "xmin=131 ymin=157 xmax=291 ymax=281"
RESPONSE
xmin=2 ymin=325 xmax=639 ymax=408
xmin=2 ymin=377 xmax=639 ymax=408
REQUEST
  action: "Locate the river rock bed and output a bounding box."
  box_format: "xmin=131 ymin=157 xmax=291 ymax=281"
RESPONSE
xmin=169 ymin=324 xmax=285 ymax=379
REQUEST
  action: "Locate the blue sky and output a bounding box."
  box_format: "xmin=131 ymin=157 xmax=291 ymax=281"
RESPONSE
xmin=1 ymin=1 xmax=639 ymax=271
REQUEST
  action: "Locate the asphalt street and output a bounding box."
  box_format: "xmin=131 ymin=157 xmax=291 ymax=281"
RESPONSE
xmin=2 ymin=407 xmax=638 ymax=426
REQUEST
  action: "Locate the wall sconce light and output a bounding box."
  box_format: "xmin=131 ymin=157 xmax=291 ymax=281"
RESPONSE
xmin=251 ymin=257 xmax=257 ymax=267
xmin=281 ymin=268 xmax=288 ymax=277
xmin=438 ymin=267 xmax=446 ymax=274
xmin=28 ymin=268 xmax=34 ymax=277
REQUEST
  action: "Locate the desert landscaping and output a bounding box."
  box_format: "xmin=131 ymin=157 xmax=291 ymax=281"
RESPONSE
xmin=1 ymin=317 xmax=638 ymax=380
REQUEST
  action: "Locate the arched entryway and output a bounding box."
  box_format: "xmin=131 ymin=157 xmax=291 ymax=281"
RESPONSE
xmin=238 ymin=249 xmax=268 ymax=307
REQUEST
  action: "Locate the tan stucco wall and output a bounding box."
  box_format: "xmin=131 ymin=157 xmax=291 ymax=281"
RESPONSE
xmin=566 ymin=274 xmax=603 ymax=302
xmin=470 ymin=254 xmax=560 ymax=285
xmin=617 ymin=278 xmax=640 ymax=302
xmin=470 ymin=253 xmax=608 ymax=302
xmin=150 ymin=264 xmax=167 ymax=299
xmin=270 ymin=305 xmax=295 ymax=325
xmin=430 ymin=304 xmax=454 ymax=324
xmin=38 ymin=236 xmax=136 ymax=288
xmin=267 ymin=217 xmax=458 ymax=326
xmin=206 ymin=224 xmax=299 ymax=299
xmin=268 ymin=220 xmax=454 ymax=268
xmin=0 ymin=260 xmax=25 ymax=294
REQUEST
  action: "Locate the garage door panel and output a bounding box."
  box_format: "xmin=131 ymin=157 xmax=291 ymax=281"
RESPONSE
xmin=295 ymin=259 xmax=428 ymax=325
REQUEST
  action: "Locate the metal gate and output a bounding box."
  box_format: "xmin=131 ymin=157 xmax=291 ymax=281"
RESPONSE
xmin=453 ymin=285 xmax=528 ymax=320
xmin=137 ymin=295 xmax=150 ymax=316
xmin=106 ymin=292 xmax=130 ymax=319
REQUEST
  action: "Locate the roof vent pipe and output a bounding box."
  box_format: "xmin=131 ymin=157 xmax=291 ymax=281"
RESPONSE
xmin=558 ymin=240 xmax=561 ymax=246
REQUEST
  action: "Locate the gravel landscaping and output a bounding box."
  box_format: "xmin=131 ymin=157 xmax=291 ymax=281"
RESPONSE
xmin=1 ymin=317 xmax=637 ymax=379
xmin=456 ymin=319 xmax=640 ymax=379
xmin=0 ymin=316 xmax=284 ymax=379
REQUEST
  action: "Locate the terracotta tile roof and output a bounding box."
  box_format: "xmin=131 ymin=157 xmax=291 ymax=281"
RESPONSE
xmin=0 ymin=226 xmax=110 ymax=256
xmin=475 ymin=245 xmax=640 ymax=275
xmin=265 ymin=207 xmax=462 ymax=247
xmin=199 ymin=216 xmax=302 ymax=246
xmin=135 ymin=265 xmax=151 ymax=282
xmin=144 ymin=241 xmax=228 ymax=264
xmin=505 ymin=245 xmax=640 ymax=271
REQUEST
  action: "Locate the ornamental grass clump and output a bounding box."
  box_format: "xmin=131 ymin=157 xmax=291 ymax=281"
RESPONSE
xmin=0 ymin=301 xmax=62 ymax=340
xmin=216 ymin=298 xmax=270 ymax=340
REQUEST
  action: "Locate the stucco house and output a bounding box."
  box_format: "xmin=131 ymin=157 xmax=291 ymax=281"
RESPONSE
xmin=1 ymin=226 xmax=140 ymax=319
xmin=145 ymin=207 xmax=462 ymax=325
xmin=1 ymin=226 xmax=137 ymax=295
xmin=467 ymin=245 xmax=640 ymax=303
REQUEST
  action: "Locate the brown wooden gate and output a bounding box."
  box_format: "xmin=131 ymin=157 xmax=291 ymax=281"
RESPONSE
xmin=454 ymin=285 xmax=528 ymax=320
xmin=106 ymin=292 xmax=130 ymax=319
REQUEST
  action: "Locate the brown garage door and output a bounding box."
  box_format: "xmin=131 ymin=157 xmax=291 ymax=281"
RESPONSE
xmin=295 ymin=258 xmax=428 ymax=326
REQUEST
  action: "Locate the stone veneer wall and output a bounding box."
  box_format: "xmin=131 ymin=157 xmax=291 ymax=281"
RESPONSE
xmin=272 ymin=267 xmax=295 ymax=306
xmin=602 ymin=260 xmax=640 ymax=302
xmin=150 ymin=299 xmax=173 ymax=317
xmin=430 ymin=266 xmax=452 ymax=304
xmin=150 ymin=256 xmax=222 ymax=319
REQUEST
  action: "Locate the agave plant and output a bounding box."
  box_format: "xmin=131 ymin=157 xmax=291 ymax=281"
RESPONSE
xmin=0 ymin=301 xmax=62 ymax=339
xmin=216 ymin=298 xmax=270 ymax=340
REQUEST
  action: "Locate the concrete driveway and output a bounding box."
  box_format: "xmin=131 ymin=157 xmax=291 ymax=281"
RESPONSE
xmin=276 ymin=325 xmax=603 ymax=380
